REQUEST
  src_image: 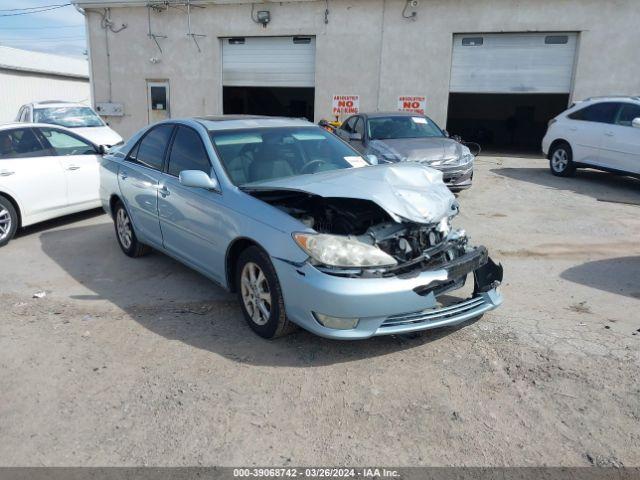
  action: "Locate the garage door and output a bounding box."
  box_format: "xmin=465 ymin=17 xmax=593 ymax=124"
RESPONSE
xmin=450 ymin=33 xmax=577 ymax=94
xmin=222 ymin=36 xmax=316 ymax=87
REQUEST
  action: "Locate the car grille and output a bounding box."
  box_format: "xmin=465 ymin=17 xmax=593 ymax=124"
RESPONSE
xmin=380 ymin=296 xmax=487 ymax=328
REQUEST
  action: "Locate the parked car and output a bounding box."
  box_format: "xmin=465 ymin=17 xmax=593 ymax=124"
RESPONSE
xmin=335 ymin=112 xmax=475 ymax=190
xmin=0 ymin=123 xmax=106 ymax=246
xmin=101 ymin=116 xmax=503 ymax=340
xmin=542 ymin=96 xmax=640 ymax=177
xmin=16 ymin=101 xmax=123 ymax=147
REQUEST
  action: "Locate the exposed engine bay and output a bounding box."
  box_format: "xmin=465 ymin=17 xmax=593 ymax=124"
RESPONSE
xmin=247 ymin=189 xmax=481 ymax=278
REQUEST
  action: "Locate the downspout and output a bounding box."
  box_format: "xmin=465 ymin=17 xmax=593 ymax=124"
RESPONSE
xmin=375 ymin=0 xmax=387 ymax=111
xmin=74 ymin=5 xmax=96 ymax=107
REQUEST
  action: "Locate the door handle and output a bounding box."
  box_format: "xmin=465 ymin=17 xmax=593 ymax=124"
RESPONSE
xmin=66 ymin=165 xmax=81 ymax=171
xmin=0 ymin=170 xmax=15 ymax=177
xmin=158 ymin=186 xmax=170 ymax=197
xmin=120 ymin=172 xmax=128 ymax=180
xmin=604 ymin=131 xmax=614 ymax=137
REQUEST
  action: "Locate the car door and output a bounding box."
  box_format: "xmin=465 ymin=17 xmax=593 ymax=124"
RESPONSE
xmin=350 ymin=116 xmax=366 ymax=153
xmin=157 ymin=125 xmax=226 ymax=283
xmin=0 ymin=127 xmax=68 ymax=222
xmin=37 ymin=127 xmax=102 ymax=207
xmin=566 ymin=102 xmax=618 ymax=167
xmin=118 ymin=124 xmax=174 ymax=247
xmin=599 ymin=102 xmax=640 ymax=174
xmin=336 ymin=116 xmax=357 ymax=142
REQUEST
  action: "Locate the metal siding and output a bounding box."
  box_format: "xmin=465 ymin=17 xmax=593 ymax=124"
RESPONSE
xmin=0 ymin=70 xmax=90 ymax=123
xmin=450 ymin=32 xmax=578 ymax=94
xmin=222 ymin=36 xmax=316 ymax=87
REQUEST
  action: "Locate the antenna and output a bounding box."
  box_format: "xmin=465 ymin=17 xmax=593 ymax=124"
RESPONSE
xmin=185 ymin=0 xmax=206 ymax=52
xmin=147 ymin=2 xmax=167 ymax=54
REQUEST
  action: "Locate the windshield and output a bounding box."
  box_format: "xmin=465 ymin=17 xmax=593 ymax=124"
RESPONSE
xmin=210 ymin=126 xmax=369 ymax=186
xmin=33 ymin=107 xmax=105 ymax=128
xmin=368 ymin=115 xmax=444 ymax=140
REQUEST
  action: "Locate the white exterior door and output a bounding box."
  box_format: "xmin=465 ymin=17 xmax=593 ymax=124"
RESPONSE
xmin=600 ymin=102 xmax=640 ymax=174
xmin=0 ymin=127 xmax=67 ymax=224
xmin=450 ymin=33 xmax=578 ymax=94
xmin=38 ymin=127 xmax=101 ymax=207
xmin=222 ymin=36 xmax=316 ymax=87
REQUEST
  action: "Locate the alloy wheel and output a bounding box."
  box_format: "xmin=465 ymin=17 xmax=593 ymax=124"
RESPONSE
xmin=116 ymin=208 xmax=133 ymax=250
xmin=551 ymin=149 xmax=568 ymax=172
xmin=0 ymin=207 xmax=11 ymax=242
xmin=240 ymin=262 xmax=272 ymax=326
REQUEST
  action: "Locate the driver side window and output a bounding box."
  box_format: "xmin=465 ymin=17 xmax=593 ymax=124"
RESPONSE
xmin=38 ymin=128 xmax=95 ymax=156
xmin=341 ymin=116 xmax=357 ymax=133
xmin=354 ymin=117 xmax=365 ymax=137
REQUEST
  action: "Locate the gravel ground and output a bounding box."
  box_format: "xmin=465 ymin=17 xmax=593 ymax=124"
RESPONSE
xmin=1 ymin=155 xmax=639 ymax=466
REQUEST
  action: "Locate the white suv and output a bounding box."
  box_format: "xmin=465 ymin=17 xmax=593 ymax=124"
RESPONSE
xmin=542 ymin=96 xmax=640 ymax=177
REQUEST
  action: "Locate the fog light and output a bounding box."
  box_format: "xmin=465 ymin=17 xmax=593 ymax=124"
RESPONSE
xmin=313 ymin=312 xmax=359 ymax=330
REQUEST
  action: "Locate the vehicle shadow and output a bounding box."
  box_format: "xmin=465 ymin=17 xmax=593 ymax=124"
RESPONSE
xmin=40 ymin=223 xmax=470 ymax=368
xmin=491 ymin=167 xmax=640 ymax=205
xmin=560 ymin=256 xmax=640 ymax=300
xmin=15 ymin=208 xmax=105 ymax=239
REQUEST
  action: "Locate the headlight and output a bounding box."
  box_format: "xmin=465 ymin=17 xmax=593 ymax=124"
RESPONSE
xmin=459 ymin=153 xmax=474 ymax=166
xmin=293 ymin=233 xmax=397 ymax=268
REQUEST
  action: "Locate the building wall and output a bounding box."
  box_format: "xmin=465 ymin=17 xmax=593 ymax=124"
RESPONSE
xmin=84 ymin=0 xmax=640 ymax=139
xmin=0 ymin=69 xmax=90 ymax=123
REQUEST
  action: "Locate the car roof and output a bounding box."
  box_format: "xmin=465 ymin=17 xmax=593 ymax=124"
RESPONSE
xmin=194 ymin=115 xmax=314 ymax=131
xmin=358 ymin=111 xmax=429 ymax=119
xmin=0 ymin=122 xmax=77 ymax=132
xmin=580 ymin=96 xmax=640 ymax=103
xmin=31 ymin=101 xmax=89 ymax=109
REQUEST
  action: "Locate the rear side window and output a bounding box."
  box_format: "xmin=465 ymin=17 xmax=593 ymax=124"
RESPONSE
xmin=131 ymin=124 xmax=174 ymax=170
xmin=615 ymin=103 xmax=640 ymax=127
xmin=568 ymin=103 xmax=618 ymax=124
xmin=39 ymin=128 xmax=95 ymax=156
xmin=167 ymin=126 xmax=211 ymax=177
xmin=0 ymin=128 xmax=50 ymax=159
xmin=341 ymin=116 xmax=357 ymax=133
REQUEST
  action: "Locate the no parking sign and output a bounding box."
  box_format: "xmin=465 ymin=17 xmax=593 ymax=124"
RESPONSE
xmin=398 ymin=96 xmax=426 ymax=115
xmin=332 ymin=95 xmax=360 ymax=116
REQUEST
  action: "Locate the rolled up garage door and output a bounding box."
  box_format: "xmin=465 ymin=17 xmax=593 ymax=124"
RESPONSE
xmin=222 ymin=36 xmax=316 ymax=87
xmin=450 ymin=32 xmax=578 ymax=94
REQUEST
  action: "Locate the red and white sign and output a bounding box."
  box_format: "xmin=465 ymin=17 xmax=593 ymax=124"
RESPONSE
xmin=332 ymin=95 xmax=360 ymax=116
xmin=397 ymin=96 xmax=426 ymax=115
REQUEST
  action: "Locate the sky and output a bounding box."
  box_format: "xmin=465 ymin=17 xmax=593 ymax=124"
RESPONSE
xmin=0 ymin=1 xmax=86 ymax=58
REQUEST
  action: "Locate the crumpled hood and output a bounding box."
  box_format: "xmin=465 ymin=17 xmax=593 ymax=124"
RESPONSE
xmin=369 ymin=137 xmax=463 ymax=163
xmin=245 ymin=163 xmax=458 ymax=224
xmin=71 ymin=126 xmax=123 ymax=147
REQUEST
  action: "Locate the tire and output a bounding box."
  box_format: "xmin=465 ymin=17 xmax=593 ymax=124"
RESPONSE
xmin=113 ymin=201 xmax=150 ymax=257
xmin=0 ymin=195 xmax=18 ymax=247
xmin=235 ymin=246 xmax=296 ymax=339
xmin=549 ymin=142 xmax=576 ymax=177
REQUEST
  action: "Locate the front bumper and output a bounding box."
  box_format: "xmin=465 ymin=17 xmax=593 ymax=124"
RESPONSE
xmin=273 ymin=250 xmax=502 ymax=340
xmin=440 ymin=165 xmax=473 ymax=190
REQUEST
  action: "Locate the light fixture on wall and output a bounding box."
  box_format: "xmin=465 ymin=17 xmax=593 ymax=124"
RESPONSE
xmin=402 ymin=0 xmax=418 ymax=19
xmin=251 ymin=4 xmax=271 ymax=28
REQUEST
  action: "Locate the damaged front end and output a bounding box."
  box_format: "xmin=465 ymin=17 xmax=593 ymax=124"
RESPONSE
xmin=246 ymin=189 xmax=502 ymax=296
xmin=243 ymin=163 xmax=502 ymax=337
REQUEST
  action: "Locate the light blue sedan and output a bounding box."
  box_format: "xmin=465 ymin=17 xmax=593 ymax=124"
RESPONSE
xmin=100 ymin=116 xmax=503 ymax=339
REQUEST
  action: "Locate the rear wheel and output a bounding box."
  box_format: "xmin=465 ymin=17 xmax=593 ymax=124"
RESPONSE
xmin=113 ymin=201 xmax=150 ymax=257
xmin=236 ymin=246 xmax=296 ymax=339
xmin=549 ymin=142 xmax=576 ymax=177
xmin=0 ymin=196 xmax=18 ymax=247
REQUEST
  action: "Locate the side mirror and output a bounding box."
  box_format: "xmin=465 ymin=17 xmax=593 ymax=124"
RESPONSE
xmin=366 ymin=154 xmax=379 ymax=165
xmin=179 ymin=170 xmax=219 ymax=190
xmin=632 ymin=117 xmax=640 ymax=128
xmin=97 ymin=144 xmax=109 ymax=154
xmin=442 ymin=130 xmax=450 ymax=137
xmin=349 ymin=132 xmax=363 ymax=141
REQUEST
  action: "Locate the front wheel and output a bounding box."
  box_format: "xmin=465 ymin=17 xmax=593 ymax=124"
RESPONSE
xmin=236 ymin=246 xmax=296 ymax=339
xmin=549 ymin=142 xmax=576 ymax=177
xmin=0 ymin=195 xmax=18 ymax=247
xmin=113 ymin=201 xmax=150 ymax=257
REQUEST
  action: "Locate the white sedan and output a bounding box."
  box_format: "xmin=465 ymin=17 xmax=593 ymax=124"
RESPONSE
xmin=0 ymin=123 xmax=105 ymax=246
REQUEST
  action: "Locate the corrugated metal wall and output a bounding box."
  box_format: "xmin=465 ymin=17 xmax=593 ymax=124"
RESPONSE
xmin=0 ymin=69 xmax=90 ymax=123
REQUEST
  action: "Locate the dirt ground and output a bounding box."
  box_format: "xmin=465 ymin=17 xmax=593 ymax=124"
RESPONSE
xmin=1 ymin=155 xmax=639 ymax=467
